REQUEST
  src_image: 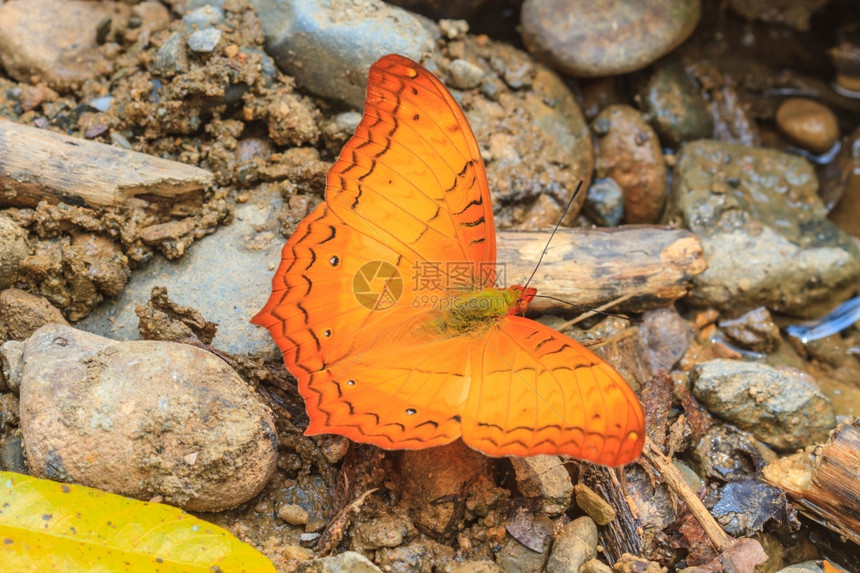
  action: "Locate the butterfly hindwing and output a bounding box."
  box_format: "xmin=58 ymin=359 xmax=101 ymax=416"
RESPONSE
xmin=462 ymin=316 xmax=645 ymax=466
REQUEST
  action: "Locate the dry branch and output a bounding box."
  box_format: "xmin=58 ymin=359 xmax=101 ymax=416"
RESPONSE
xmin=0 ymin=120 xmax=213 ymax=209
xmin=763 ymin=417 xmax=860 ymax=546
xmin=497 ymin=226 xmax=706 ymax=314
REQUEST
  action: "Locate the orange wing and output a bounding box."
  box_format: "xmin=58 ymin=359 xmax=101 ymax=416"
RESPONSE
xmin=463 ymin=317 xmax=645 ymax=466
xmin=253 ymin=55 xmax=496 ymax=446
xmin=326 ymin=54 xmax=496 ymax=281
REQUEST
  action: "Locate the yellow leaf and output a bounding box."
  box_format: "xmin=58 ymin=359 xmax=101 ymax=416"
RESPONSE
xmin=0 ymin=471 xmax=277 ymax=572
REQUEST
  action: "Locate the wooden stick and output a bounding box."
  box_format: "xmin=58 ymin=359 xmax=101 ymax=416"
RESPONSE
xmin=0 ymin=120 xmax=213 ymax=209
xmin=641 ymin=437 xmax=732 ymax=553
xmin=762 ymin=417 xmax=860 ymax=545
xmin=496 ymin=226 xmax=706 ymax=314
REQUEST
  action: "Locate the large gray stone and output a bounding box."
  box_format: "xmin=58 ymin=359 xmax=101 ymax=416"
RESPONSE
xmin=248 ymin=0 xmax=435 ymax=108
xmin=665 ymin=140 xmax=860 ymax=318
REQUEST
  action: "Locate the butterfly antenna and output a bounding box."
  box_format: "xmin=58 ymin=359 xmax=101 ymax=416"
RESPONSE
xmin=534 ymin=294 xmax=642 ymax=324
xmin=523 ymin=180 xmax=583 ymax=290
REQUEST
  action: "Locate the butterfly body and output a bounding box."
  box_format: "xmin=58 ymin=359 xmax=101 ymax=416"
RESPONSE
xmin=253 ymin=54 xmax=645 ymax=466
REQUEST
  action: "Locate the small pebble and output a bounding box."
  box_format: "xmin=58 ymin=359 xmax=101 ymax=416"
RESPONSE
xmin=447 ymin=58 xmax=484 ymax=90
xmin=279 ymin=503 xmax=310 ymax=526
xmin=188 ymin=28 xmax=222 ymax=53
xmin=573 ymin=484 xmax=616 ymax=525
xmin=776 ymin=98 xmax=840 ymax=154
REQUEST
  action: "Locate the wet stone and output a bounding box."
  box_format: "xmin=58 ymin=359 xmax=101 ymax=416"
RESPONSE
xmin=583 ymin=177 xmax=624 ymax=227
xmin=719 ymin=307 xmax=781 ymax=354
xmin=691 ymin=424 xmax=777 ymax=482
xmin=691 ymin=359 xmax=836 ymax=451
xmin=665 ymin=140 xmax=860 ymax=318
xmin=710 ymin=479 xmax=790 ymax=537
xmin=636 ymin=59 xmax=714 ymax=147
xmin=593 ymin=104 xmax=667 ymax=224
xmin=776 ymin=98 xmax=840 ymax=155
xmin=520 ymin=0 xmax=701 ymax=77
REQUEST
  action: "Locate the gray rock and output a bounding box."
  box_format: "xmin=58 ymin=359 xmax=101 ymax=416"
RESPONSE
xmin=583 ymin=177 xmax=624 ymax=227
xmin=247 ymin=0 xmax=435 ymax=108
xmin=521 ymin=0 xmax=701 ymax=77
xmin=0 ymin=213 xmax=29 ymax=290
xmin=297 ymin=550 xmax=383 ymax=573
xmin=636 ymin=59 xmax=713 ymax=147
xmin=546 ymin=516 xmax=598 ymax=573
xmin=691 ymin=359 xmax=836 ymax=450
xmin=152 ymin=31 xmax=189 ymax=77
xmin=77 ymin=193 xmax=284 ymax=355
xmin=17 ymin=324 xmax=277 ymax=511
xmin=511 ymin=455 xmax=573 ymax=516
xmin=187 ymin=28 xmax=222 ymax=52
xmin=182 ymin=4 xmax=225 ymax=30
xmin=448 ymin=58 xmax=484 ymax=90
xmin=665 ymin=140 xmax=860 ymax=318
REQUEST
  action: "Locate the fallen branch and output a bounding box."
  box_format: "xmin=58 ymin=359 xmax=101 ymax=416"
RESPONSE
xmin=497 ymin=226 xmax=706 ymax=314
xmin=0 ymin=119 xmax=213 ymax=209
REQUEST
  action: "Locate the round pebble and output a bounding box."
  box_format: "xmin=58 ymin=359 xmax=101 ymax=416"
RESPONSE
xmin=593 ymin=104 xmax=667 ymax=223
xmin=521 ymin=0 xmax=701 ymax=77
xmin=775 ymin=98 xmax=840 ymax=155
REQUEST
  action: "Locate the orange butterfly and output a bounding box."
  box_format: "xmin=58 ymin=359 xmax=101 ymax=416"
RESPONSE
xmin=253 ymin=54 xmax=645 ymax=466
